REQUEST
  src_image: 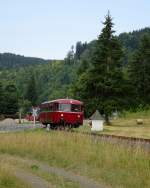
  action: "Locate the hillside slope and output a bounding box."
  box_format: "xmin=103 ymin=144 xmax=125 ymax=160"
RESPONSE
xmin=0 ymin=27 xmax=150 ymax=104
xmin=0 ymin=53 xmax=50 ymax=69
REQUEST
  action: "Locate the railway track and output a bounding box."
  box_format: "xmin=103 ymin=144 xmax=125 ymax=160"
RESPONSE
xmin=91 ymin=132 xmax=150 ymax=143
xmin=71 ymin=130 xmax=150 ymax=151
xmin=44 ymin=124 xmax=150 ymax=147
xmin=0 ymin=121 xmax=149 ymax=150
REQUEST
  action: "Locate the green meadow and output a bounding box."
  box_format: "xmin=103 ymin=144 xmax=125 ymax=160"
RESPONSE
xmin=0 ymin=129 xmax=149 ymax=188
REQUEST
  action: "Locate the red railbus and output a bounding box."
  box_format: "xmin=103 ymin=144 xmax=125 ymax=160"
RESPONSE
xmin=39 ymin=99 xmax=84 ymax=129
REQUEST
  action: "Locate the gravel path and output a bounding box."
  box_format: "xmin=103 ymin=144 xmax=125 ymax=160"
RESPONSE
xmin=38 ymin=164 xmax=103 ymax=188
xmin=2 ymin=155 xmax=106 ymax=188
xmin=15 ymin=169 xmax=53 ymax=188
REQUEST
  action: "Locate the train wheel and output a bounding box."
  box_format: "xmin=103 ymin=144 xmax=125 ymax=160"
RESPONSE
xmin=59 ymin=125 xmax=65 ymax=131
xmin=65 ymin=124 xmax=72 ymax=131
xmin=41 ymin=123 xmax=47 ymax=128
xmin=50 ymin=124 xmax=55 ymax=130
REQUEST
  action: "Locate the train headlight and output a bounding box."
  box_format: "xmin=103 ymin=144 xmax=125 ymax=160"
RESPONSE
xmin=77 ymin=115 xmax=80 ymax=118
xmin=61 ymin=114 xmax=64 ymax=117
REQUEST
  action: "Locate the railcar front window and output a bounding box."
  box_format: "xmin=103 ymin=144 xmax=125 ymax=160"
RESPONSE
xmin=71 ymin=104 xmax=81 ymax=112
xmin=59 ymin=104 xmax=71 ymax=112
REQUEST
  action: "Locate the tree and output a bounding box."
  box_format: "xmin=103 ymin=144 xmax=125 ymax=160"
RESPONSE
xmin=0 ymin=82 xmax=4 ymax=114
xmin=25 ymin=74 xmax=38 ymax=106
xmin=75 ymin=41 xmax=87 ymax=60
xmin=72 ymin=12 xmax=126 ymax=122
xmin=129 ymin=34 xmax=150 ymax=106
xmin=65 ymin=45 xmax=75 ymax=65
xmin=3 ymin=84 xmax=19 ymax=115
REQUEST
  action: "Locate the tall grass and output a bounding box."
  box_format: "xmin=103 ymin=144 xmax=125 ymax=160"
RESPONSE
xmin=0 ymin=163 xmax=31 ymax=188
xmin=120 ymin=108 xmax=150 ymax=119
xmin=0 ymin=130 xmax=149 ymax=188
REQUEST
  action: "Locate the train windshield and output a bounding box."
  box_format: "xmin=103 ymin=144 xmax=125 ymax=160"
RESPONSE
xmin=59 ymin=103 xmax=82 ymax=112
xmin=59 ymin=104 xmax=71 ymax=112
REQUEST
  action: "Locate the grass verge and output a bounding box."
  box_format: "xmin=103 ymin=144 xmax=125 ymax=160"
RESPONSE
xmin=0 ymin=130 xmax=149 ymax=188
xmin=0 ymin=163 xmax=31 ymax=188
xmin=0 ymin=155 xmax=81 ymax=188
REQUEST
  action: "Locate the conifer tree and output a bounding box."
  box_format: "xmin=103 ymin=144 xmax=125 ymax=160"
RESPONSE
xmin=0 ymin=82 xmax=4 ymax=114
xmin=25 ymin=74 xmax=38 ymax=106
xmin=73 ymin=12 xmax=125 ymax=122
xmin=3 ymin=84 xmax=19 ymax=115
xmin=129 ymin=34 xmax=150 ymax=105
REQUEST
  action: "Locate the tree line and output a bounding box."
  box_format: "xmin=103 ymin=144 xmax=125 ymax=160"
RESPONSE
xmin=70 ymin=13 xmax=150 ymax=121
xmin=0 ymin=53 xmax=50 ymax=69
xmin=0 ymin=13 xmax=150 ymax=119
xmin=0 ymin=83 xmax=18 ymax=117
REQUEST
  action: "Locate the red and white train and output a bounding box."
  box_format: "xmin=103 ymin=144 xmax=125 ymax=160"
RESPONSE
xmin=38 ymin=99 xmax=84 ymax=129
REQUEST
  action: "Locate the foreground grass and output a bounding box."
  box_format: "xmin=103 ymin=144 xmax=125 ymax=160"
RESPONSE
xmin=0 ymin=163 xmax=31 ymax=188
xmin=0 ymin=155 xmax=80 ymax=188
xmin=0 ymin=130 xmax=149 ymax=188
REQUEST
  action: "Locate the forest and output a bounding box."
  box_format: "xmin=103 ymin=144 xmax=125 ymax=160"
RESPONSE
xmin=0 ymin=13 xmax=150 ymax=119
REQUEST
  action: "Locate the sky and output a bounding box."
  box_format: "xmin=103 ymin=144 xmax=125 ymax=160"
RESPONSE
xmin=0 ymin=0 xmax=149 ymax=59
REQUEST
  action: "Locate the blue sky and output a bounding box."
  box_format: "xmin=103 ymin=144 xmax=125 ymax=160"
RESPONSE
xmin=0 ymin=0 xmax=149 ymax=59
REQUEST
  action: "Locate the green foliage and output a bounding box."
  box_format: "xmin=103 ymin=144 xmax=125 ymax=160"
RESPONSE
xmin=0 ymin=60 xmax=79 ymax=108
xmin=4 ymin=84 xmax=18 ymax=115
xmin=25 ymin=74 xmax=38 ymax=106
xmin=129 ymin=34 xmax=150 ymax=105
xmin=18 ymin=100 xmax=32 ymax=115
xmin=0 ymin=14 xmax=150 ymax=117
xmin=0 ymin=82 xmax=5 ymax=114
xmin=0 ymin=53 xmax=49 ymax=69
xmin=72 ymin=13 xmax=127 ymax=120
xmin=0 ymin=83 xmax=19 ymax=115
xmin=74 ymin=41 xmax=87 ymax=60
xmin=118 ymin=27 xmax=150 ymax=64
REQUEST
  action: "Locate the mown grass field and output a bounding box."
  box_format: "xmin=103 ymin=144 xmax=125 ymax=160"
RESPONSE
xmin=0 ymin=129 xmax=149 ymax=188
xmin=77 ymin=110 xmax=150 ymax=139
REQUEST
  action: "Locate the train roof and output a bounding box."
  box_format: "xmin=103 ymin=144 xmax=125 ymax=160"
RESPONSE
xmin=41 ymin=99 xmax=83 ymax=105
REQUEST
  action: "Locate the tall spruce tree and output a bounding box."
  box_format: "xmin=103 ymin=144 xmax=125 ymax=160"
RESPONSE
xmin=3 ymin=84 xmax=19 ymax=115
xmin=25 ymin=74 xmax=38 ymax=106
xmin=72 ymin=12 xmax=126 ymax=121
xmin=0 ymin=82 xmax=4 ymax=114
xmin=129 ymin=34 xmax=150 ymax=106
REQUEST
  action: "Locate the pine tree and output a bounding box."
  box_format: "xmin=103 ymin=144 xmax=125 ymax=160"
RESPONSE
xmin=25 ymin=74 xmax=38 ymax=106
xmin=72 ymin=12 xmax=125 ymax=121
xmin=0 ymin=82 xmax=4 ymax=114
xmin=129 ymin=34 xmax=150 ymax=106
xmin=65 ymin=45 xmax=75 ymax=65
xmin=3 ymin=84 xmax=19 ymax=115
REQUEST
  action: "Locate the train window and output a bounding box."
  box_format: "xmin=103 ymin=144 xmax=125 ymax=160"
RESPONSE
xmin=71 ymin=104 xmax=81 ymax=112
xmin=48 ymin=104 xmax=53 ymax=111
xmin=59 ymin=104 xmax=71 ymax=112
xmin=53 ymin=103 xmax=59 ymax=111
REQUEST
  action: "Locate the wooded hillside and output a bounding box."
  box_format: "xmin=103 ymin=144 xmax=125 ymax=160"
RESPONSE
xmin=0 ymin=22 xmax=150 ymax=116
xmin=0 ymin=53 xmax=50 ymax=69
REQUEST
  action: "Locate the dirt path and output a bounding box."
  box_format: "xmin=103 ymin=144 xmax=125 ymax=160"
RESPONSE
xmin=15 ymin=169 xmax=53 ymax=188
xmin=38 ymin=163 xmax=103 ymax=188
xmin=1 ymin=155 xmax=106 ymax=188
